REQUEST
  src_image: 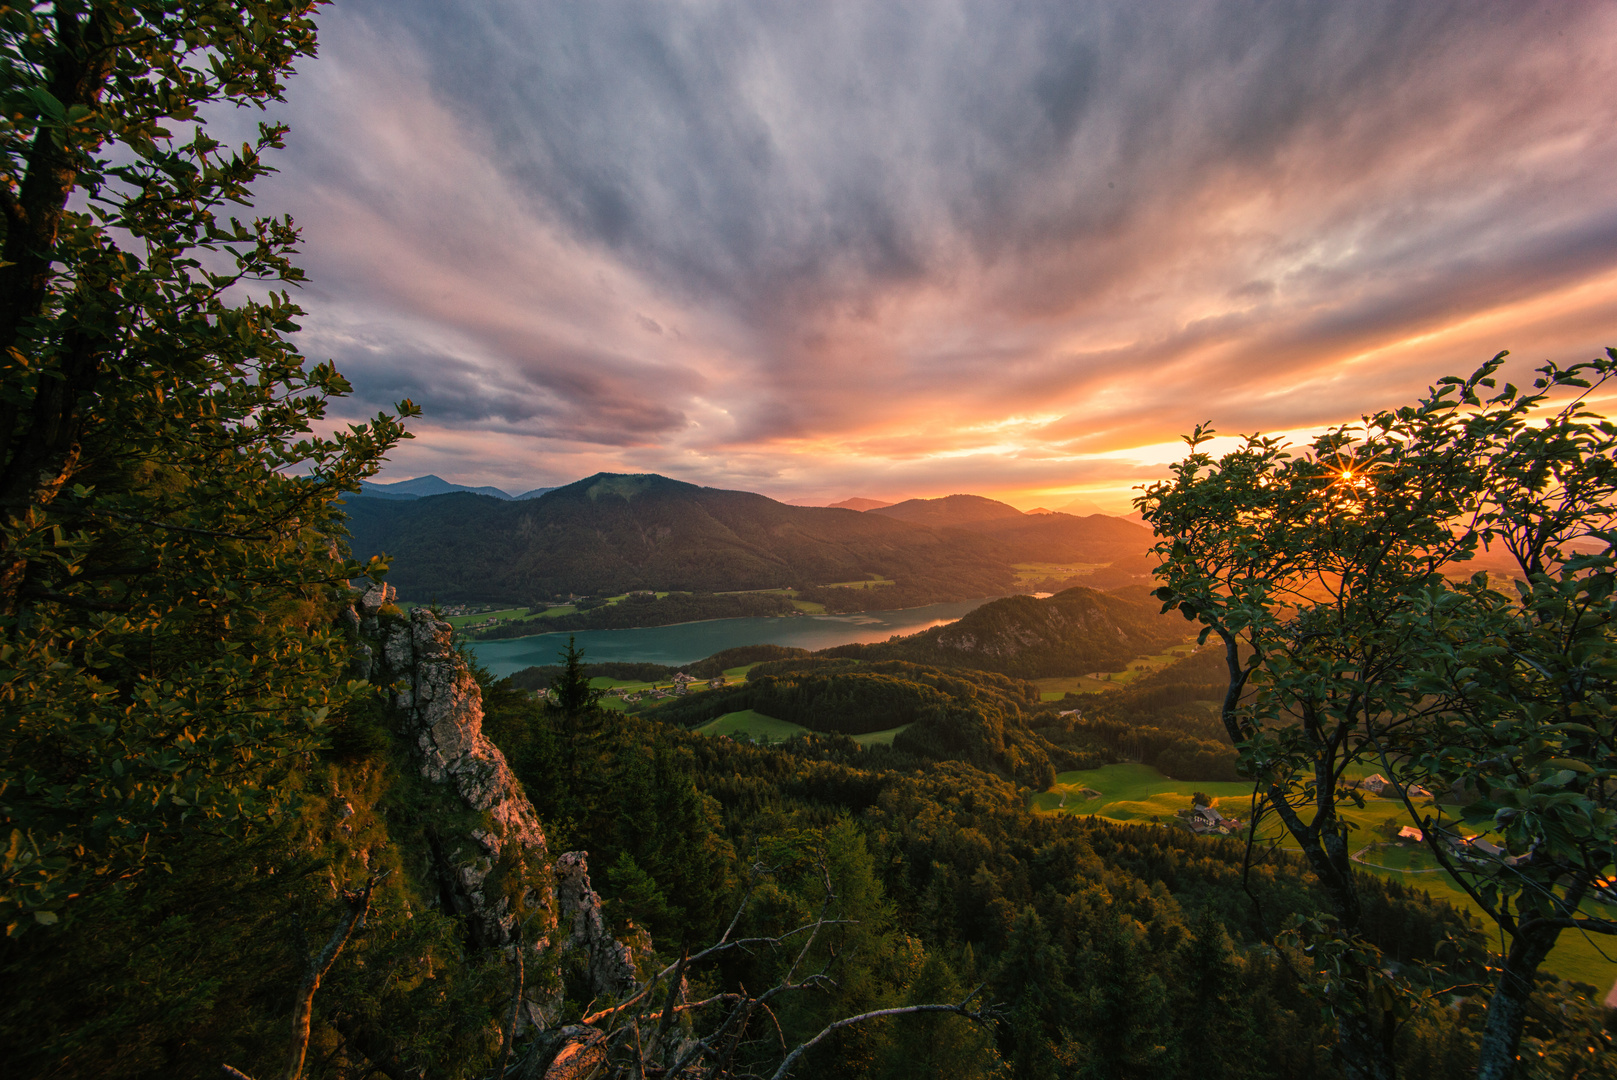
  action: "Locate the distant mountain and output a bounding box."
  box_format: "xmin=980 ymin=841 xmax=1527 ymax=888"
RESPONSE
xmin=357 ymin=476 xmax=556 ymax=501
xmin=869 ymin=494 xmax=1028 ymax=528
xmin=868 ymin=494 xmax=1153 ymax=565
xmin=823 ymin=586 xmax=1188 ymax=678
xmin=827 ymin=497 xmax=894 ymax=511
xmin=1054 ymin=496 xmax=1111 ymax=517
xmin=360 ymin=475 xmax=513 ymax=500
xmin=342 ymin=472 xmax=1018 ymax=604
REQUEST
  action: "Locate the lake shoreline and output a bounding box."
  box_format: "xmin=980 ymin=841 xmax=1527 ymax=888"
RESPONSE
xmin=466 ymin=595 xmax=1012 ymax=643
xmin=467 ymin=595 xmax=1006 ymax=677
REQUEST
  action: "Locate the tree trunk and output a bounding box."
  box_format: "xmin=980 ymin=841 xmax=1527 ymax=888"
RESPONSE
xmin=0 ymin=11 xmax=117 ymax=615
xmin=1474 ymin=921 xmax=1558 ymax=1080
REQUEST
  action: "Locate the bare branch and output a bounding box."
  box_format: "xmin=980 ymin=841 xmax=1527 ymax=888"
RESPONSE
xmin=495 ymin=933 xmax=525 ymax=1080
xmin=281 ymin=870 xmax=388 ymax=1080
xmin=769 ymin=989 xmax=994 ymax=1080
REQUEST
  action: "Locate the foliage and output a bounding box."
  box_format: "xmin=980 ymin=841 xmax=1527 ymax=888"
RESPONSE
xmin=0 ymin=751 xmax=513 ymax=1079
xmin=0 ymin=1 xmax=415 ymax=932
xmin=1140 ymin=350 xmax=1617 ymax=1078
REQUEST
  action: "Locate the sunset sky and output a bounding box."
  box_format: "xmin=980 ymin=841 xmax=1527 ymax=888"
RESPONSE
xmin=254 ymin=0 xmax=1617 ymax=512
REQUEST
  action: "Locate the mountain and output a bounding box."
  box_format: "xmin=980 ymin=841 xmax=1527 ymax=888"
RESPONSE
xmin=822 ymin=586 xmax=1188 ymax=678
xmin=826 ymin=497 xmax=894 ymax=511
xmin=357 ymin=476 xmax=557 ymax=501
xmin=360 ymin=475 xmax=515 ymax=500
xmin=1055 ymin=496 xmax=1110 ymax=516
xmin=869 ymin=493 xmax=1028 ymax=528
xmin=342 ymin=472 xmax=1018 ymax=603
xmin=868 ymin=494 xmax=1154 ymax=564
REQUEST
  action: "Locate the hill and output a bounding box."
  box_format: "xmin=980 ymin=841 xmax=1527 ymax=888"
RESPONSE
xmin=342 ymin=473 xmax=1018 ymax=604
xmin=869 ymin=493 xmax=1028 ymax=527
xmin=823 ymin=586 xmax=1189 ymax=678
xmin=868 ymin=494 xmax=1153 ymax=564
xmin=826 ymin=496 xmax=893 ymax=510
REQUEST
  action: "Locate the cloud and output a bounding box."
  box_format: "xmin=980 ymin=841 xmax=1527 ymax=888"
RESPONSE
xmin=248 ymin=0 xmax=1617 ymax=505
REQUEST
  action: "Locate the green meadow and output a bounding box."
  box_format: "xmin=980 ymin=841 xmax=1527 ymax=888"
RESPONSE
xmin=695 ymin=709 xmax=812 ymax=743
xmin=852 ymin=724 xmax=910 ymax=747
xmin=1033 ymin=640 xmax=1202 ymax=700
xmin=1010 ymin=561 xmax=1107 ymax=587
xmin=820 ymin=576 xmax=897 ymax=590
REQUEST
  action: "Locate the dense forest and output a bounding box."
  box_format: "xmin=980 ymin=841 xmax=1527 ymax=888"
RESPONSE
xmin=818 ymin=586 xmax=1189 ymax=678
xmin=476 ymin=673 xmax=1614 ymax=1080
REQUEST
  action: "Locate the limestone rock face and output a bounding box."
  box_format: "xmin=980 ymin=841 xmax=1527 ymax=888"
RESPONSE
xmin=555 ymin=852 xmax=642 ymax=1000
xmin=377 ymin=605 xmax=552 ymax=950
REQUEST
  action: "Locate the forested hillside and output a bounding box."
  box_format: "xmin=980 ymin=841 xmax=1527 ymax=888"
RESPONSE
xmin=476 ymin=671 xmax=1614 ymax=1080
xmin=823 ymin=586 xmax=1189 ymax=677
xmin=340 ymin=474 xmax=1156 ymax=605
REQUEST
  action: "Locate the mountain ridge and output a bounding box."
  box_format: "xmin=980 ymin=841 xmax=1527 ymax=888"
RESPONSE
xmin=343 ymin=472 xmax=1156 ymax=605
xmin=358 ymin=474 xmax=556 ymax=501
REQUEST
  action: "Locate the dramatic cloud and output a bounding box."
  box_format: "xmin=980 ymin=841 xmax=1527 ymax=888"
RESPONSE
xmin=254 ymin=0 xmax=1617 ymax=508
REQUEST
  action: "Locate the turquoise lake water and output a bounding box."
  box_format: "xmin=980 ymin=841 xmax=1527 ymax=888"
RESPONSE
xmin=467 ymin=597 xmax=999 ymax=676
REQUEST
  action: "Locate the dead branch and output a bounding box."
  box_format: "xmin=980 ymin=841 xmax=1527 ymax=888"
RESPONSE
xmin=496 ymin=931 xmax=526 ymax=1080
xmin=281 ymin=870 xmax=389 ymax=1080
xmin=769 ymin=986 xmax=994 ymax=1080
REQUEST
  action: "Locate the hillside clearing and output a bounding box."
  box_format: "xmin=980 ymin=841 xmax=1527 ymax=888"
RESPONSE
xmin=695 ymin=710 xmax=811 ymax=743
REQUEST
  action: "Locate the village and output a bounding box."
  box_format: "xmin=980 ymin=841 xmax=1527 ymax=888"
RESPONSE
xmin=534 ymin=669 xmax=729 ymax=706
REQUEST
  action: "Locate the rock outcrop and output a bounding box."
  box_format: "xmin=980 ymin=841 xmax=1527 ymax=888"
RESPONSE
xmin=358 ymin=586 xmax=553 ymax=951
xmin=555 ymin=852 xmax=643 ymax=1000
xmin=349 ymin=585 xmax=653 ymax=1053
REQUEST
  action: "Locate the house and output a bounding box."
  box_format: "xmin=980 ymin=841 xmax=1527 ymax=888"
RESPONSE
xmin=1359 ymin=774 xmax=1432 ymax=799
xmin=1397 ymin=826 xmax=1423 ymax=842
xmin=1177 ymin=804 xmax=1243 ymax=836
xmin=707 ymin=677 xmax=727 ymax=689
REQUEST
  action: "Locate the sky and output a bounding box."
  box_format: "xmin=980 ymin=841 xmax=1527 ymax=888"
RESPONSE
xmin=251 ymin=0 xmax=1617 ymax=512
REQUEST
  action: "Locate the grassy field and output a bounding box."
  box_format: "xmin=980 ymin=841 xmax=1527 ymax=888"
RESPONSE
xmin=695 ymin=710 xmax=811 ymax=743
xmin=820 ymin=576 xmax=897 ymax=590
xmin=1011 ymin=562 xmax=1107 ymax=587
xmin=1033 ymin=641 xmax=1203 ymax=700
xmin=852 ymin=724 xmax=910 ymax=747
xmin=1032 ymin=762 xmax=1615 ymax=988
xmin=1031 ymin=763 xmax=1255 ymax=819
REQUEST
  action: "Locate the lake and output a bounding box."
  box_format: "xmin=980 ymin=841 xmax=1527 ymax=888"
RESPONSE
xmin=467 ymin=596 xmax=1000 ymax=676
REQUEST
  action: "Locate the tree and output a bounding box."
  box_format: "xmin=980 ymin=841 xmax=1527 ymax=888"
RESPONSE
xmin=1140 ymin=350 xmax=1617 ymax=1080
xmin=0 ymin=1 xmax=414 ymax=931
xmin=551 ymin=634 xmax=604 ymax=715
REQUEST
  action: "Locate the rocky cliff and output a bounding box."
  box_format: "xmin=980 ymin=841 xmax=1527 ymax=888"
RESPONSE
xmin=351 ymin=585 xmax=645 ymax=1020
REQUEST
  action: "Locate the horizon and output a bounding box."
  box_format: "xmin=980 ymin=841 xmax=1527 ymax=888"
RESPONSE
xmin=241 ymin=2 xmax=1617 ymax=512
